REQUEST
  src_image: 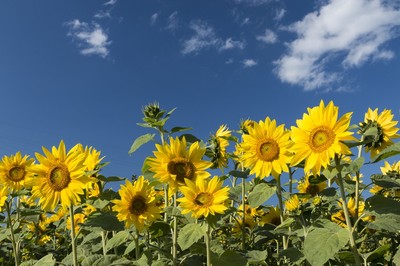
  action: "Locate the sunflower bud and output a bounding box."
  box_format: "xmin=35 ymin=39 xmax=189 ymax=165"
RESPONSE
xmin=142 ymin=102 xmax=164 ymax=120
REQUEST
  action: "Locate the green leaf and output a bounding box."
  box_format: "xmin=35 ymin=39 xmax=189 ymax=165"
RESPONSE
xmin=97 ymin=175 xmax=125 ymax=183
xmin=170 ymin=126 xmax=192 ymax=134
xmin=343 ymin=157 xmax=364 ymax=175
xmin=248 ymin=183 xmax=276 ymax=208
xmin=180 ymin=134 xmax=200 ymax=143
xmin=229 ymin=169 xmax=250 ymax=179
xmin=85 ymin=212 xmax=125 ymax=231
xmin=246 ymin=250 xmax=268 ymax=264
xmin=372 ymin=142 xmax=400 ymax=163
xmin=177 ymin=223 xmax=206 ymax=251
xmin=33 ymin=254 xmax=55 ymax=266
xmin=124 ymin=240 xmax=137 ymax=256
xmin=92 ymin=199 xmax=111 ymax=210
xmin=304 ymin=226 xmax=349 ymax=266
xmin=106 ymin=231 xmax=130 ymax=252
xmin=81 ymin=255 xmax=103 ymax=266
xmin=393 ymin=247 xmax=400 ymax=266
xmin=365 ymin=195 xmax=400 ymax=215
xmin=128 ymin=134 xmax=155 ymax=155
xmin=279 ymin=248 xmax=305 ymax=264
xmin=365 ymin=244 xmax=391 ymax=262
xmin=211 ymin=250 xmax=247 ymax=266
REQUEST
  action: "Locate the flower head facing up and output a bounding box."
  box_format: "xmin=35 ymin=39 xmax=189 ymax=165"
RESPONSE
xmin=236 ymin=117 xmax=292 ymax=179
xmin=210 ymin=125 xmax=231 ymax=169
xmin=112 ymin=176 xmax=161 ymax=231
xmin=297 ymin=174 xmax=327 ymax=197
xmin=177 ymin=176 xmax=229 ymax=218
xmin=0 ymin=152 xmax=35 ymax=191
xmin=147 ymin=136 xmax=212 ymax=192
xmin=291 ymin=100 xmax=355 ymax=174
xmin=27 ymin=140 xmax=89 ymax=211
xmin=359 ymin=108 xmax=399 ymax=158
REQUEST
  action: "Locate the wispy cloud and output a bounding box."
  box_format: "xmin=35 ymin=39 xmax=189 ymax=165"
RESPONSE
xmin=181 ymin=20 xmax=245 ymax=54
xmin=256 ymin=29 xmax=277 ymax=44
xmin=166 ymin=11 xmax=179 ymax=31
xmin=104 ymin=0 xmax=117 ymax=6
xmin=150 ymin=12 xmax=159 ymax=25
xmin=66 ymin=19 xmax=111 ymax=58
xmin=243 ymin=59 xmax=258 ymax=68
xmin=94 ymin=10 xmax=111 ymax=19
xmin=274 ymin=8 xmax=286 ymax=21
xmin=275 ymin=0 xmax=400 ymax=91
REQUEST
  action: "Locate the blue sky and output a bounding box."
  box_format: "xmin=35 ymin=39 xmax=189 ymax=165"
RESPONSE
xmin=1 ymin=0 xmax=400 ymax=188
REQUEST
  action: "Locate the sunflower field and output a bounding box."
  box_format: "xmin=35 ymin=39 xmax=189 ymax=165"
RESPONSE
xmin=2 ymin=101 xmax=400 ymax=266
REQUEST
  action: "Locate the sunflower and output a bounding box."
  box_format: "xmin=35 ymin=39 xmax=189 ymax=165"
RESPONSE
xmin=112 ymin=176 xmax=161 ymax=231
xmin=380 ymin=161 xmax=400 ymax=176
xmin=359 ymin=108 xmax=399 ymax=158
xmin=66 ymin=213 xmax=86 ymax=235
xmin=370 ymin=161 xmax=400 ymax=197
xmin=232 ymin=216 xmax=256 ymax=234
xmin=240 ymin=119 xmax=255 ymax=135
xmin=291 ymin=100 xmax=355 ymax=174
xmin=259 ymin=206 xmax=281 ymax=226
xmin=331 ymin=197 xmax=364 ymax=228
xmin=177 ymin=176 xmax=229 ymax=218
xmin=236 ymin=117 xmax=292 ymax=179
xmin=297 ymin=174 xmax=327 ymax=196
xmin=0 ymin=152 xmax=35 ymax=191
xmin=285 ymin=195 xmax=301 ymax=212
xmin=210 ymin=125 xmax=231 ymax=169
xmin=147 ymin=136 xmax=212 ymax=192
xmin=237 ymin=203 xmax=261 ymax=219
xmin=27 ymin=140 xmax=89 ymax=211
xmin=0 ymin=186 xmax=9 ymax=210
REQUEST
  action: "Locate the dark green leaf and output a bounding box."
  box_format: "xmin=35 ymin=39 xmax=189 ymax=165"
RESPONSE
xmin=170 ymin=126 xmax=192 ymax=134
xmin=97 ymin=175 xmax=126 ymax=182
xmin=212 ymin=250 xmax=247 ymax=266
xmin=248 ymin=183 xmax=276 ymax=208
xmin=372 ymin=142 xmax=400 ymax=163
xmin=229 ymin=169 xmax=250 ymax=179
xmin=106 ymin=231 xmax=130 ymax=252
xmin=33 ymin=254 xmax=55 ymax=266
xmin=85 ymin=212 xmax=124 ymax=231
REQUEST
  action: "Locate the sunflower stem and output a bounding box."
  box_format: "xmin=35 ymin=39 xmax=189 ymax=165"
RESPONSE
xmin=205 ymin=223 xmax=211 ymax=266
xmin=164 ymin=184 xmax=169 ymax=222
xmin=101 ymin=231 xmax=107 ymax=256
xmin=135 ymin=229 xmax=140 ymax=259
xmin=172 ymin=193 xmax=178 ymax=266
xmin=334 ymin=155 xmax=361 ymax=266
xmin=241 ymin=177 xmax=246 ymax=251
xmin=289 ymin=167 xmax=293 ymax=194
xmin=6 ymin=200 xmax=19 ymax=266
xmin=69 ymin=204 xmax=78 ymax=266
xmin=355 ymin=136 xmax=364 ymax=223
xmin=276 ymin=176 xmax=287 ymax=250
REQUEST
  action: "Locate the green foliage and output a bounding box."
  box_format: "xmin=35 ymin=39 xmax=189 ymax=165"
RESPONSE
xmin=178 ymin=223 xmax=206 ymax=251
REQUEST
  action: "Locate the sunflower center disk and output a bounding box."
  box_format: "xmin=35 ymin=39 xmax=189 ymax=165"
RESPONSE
xmin=129 ymin=196 xmax=147 ymax=215
xmin=48 ymin=165 xmax=71 ymax=191
xmin=258 ymin=139 xmax=280 ymax=162
xmin=195 ymin=192 xmax=213 ymax=207
xmin=8 ymin=166 xmax=25 ymax=182
xmin=309 ymin=126 xmax=335 ymax=153
xmin=167 ymin=158 xmax=195 ymax=184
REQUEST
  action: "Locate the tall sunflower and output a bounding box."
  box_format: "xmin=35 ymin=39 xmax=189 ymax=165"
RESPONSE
xmin=0 ymin=152 xmax=35 ymax=191
xmin=210 ymin=125 xmax=231 ymax=169
xmin=236 ymin=117 xmax=292 ymax=179
xmin=359 ymin=108 xmax=399 ymax=158
xmin=177 ymin=176 xmax=229 ymax=218
xmin=291 ymin=100 xmax=355 ymax=174
xmin=147 ymin=136 xmax=212 ymax=192
xmin=27 ymin=140 xmax=89 ymax=211
xmin=112 ymin=176 xmax=161 ymax=231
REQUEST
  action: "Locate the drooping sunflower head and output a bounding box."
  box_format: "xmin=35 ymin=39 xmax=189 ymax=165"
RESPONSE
xmin=285 ymin=194 xmax=301 ymax=213
xmin=27 ymin=140 xmax=89 ymax=211
xmin=332 ymin=198 xmax=364 ymax=228
xmin=177 ymin=176 xmax=230 ymax=218
xmin=291 ymin=100 xmax=356 ymax=174
xmin=0 ymin=152 xmax=35 ymax=191
xmin=147 ymin=136 xmax=212 ymax=192
xmin=259 ymin=206 xmax=281 ymax=226
xmin=112 ymin=176 xmax=161 ymax=231
xmin=66 ymin=213 xmax=86 ymax=235
xmin=297 ymin=173 xmax=327 ymax=196
xmin=210 ymin=125 xmax=231 ymax=169
xmin=359 ymin=108 xmax=399 ymax=158
xmin=236 ymin=117 xmax=292 ymax=179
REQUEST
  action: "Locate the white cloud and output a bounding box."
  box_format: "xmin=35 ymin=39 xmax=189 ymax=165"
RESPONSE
xmin=243 ymin=59 xmax=258 ymax=68
xmin=94 ymin=10 xmax=111 ymax=19
xmin=242 ymin=17 xmax=251 ymax=25
xmin=181 ymin=21 xmax=245 ymax=54
xmin=104 ymin=0 xmax=117 ymax=6
xmin=166 ymin=11 xmax=179 ymax=31
xmin=150 ymin=12 xmax=159 ymax=25
xmin=66 ymin=19 xmax=111 ymax=58
xmin=256 ymin=29 xmax=278 ymax=44
xmin=275 ymin=0 xmax=400 ymax=91
xmin=225 ymin=58 xmax=234 ymax=64
xmin=274 ymin=8 xmax=286 ymax=21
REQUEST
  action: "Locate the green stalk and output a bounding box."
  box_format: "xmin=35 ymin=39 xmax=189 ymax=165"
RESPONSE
xmin=354 ymin=136 xmax=364 ymax=222
xmin=172 ymin=193 xmax=178 ymax=266
xmin=69 ymin=204 xmax=78 ymax=266
xmin=135 ymin=229 xmax=140 ymax=259
xmin=334 ymin=155 xmax=361 ymax=266
xmin=164 ymin=184 xmax=169 ymax=222
xmin=276 ymin=176 xmax=287 ymax=250
xmin=288 ymin=167 xmax=293 ymax=194
xmin=205 ymin=223 xmax=212 ymax=266
xmin=5 ymin=201 xmax=19 ymax=266
xmin=101 ymin=231 xmax=107 ymax=256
